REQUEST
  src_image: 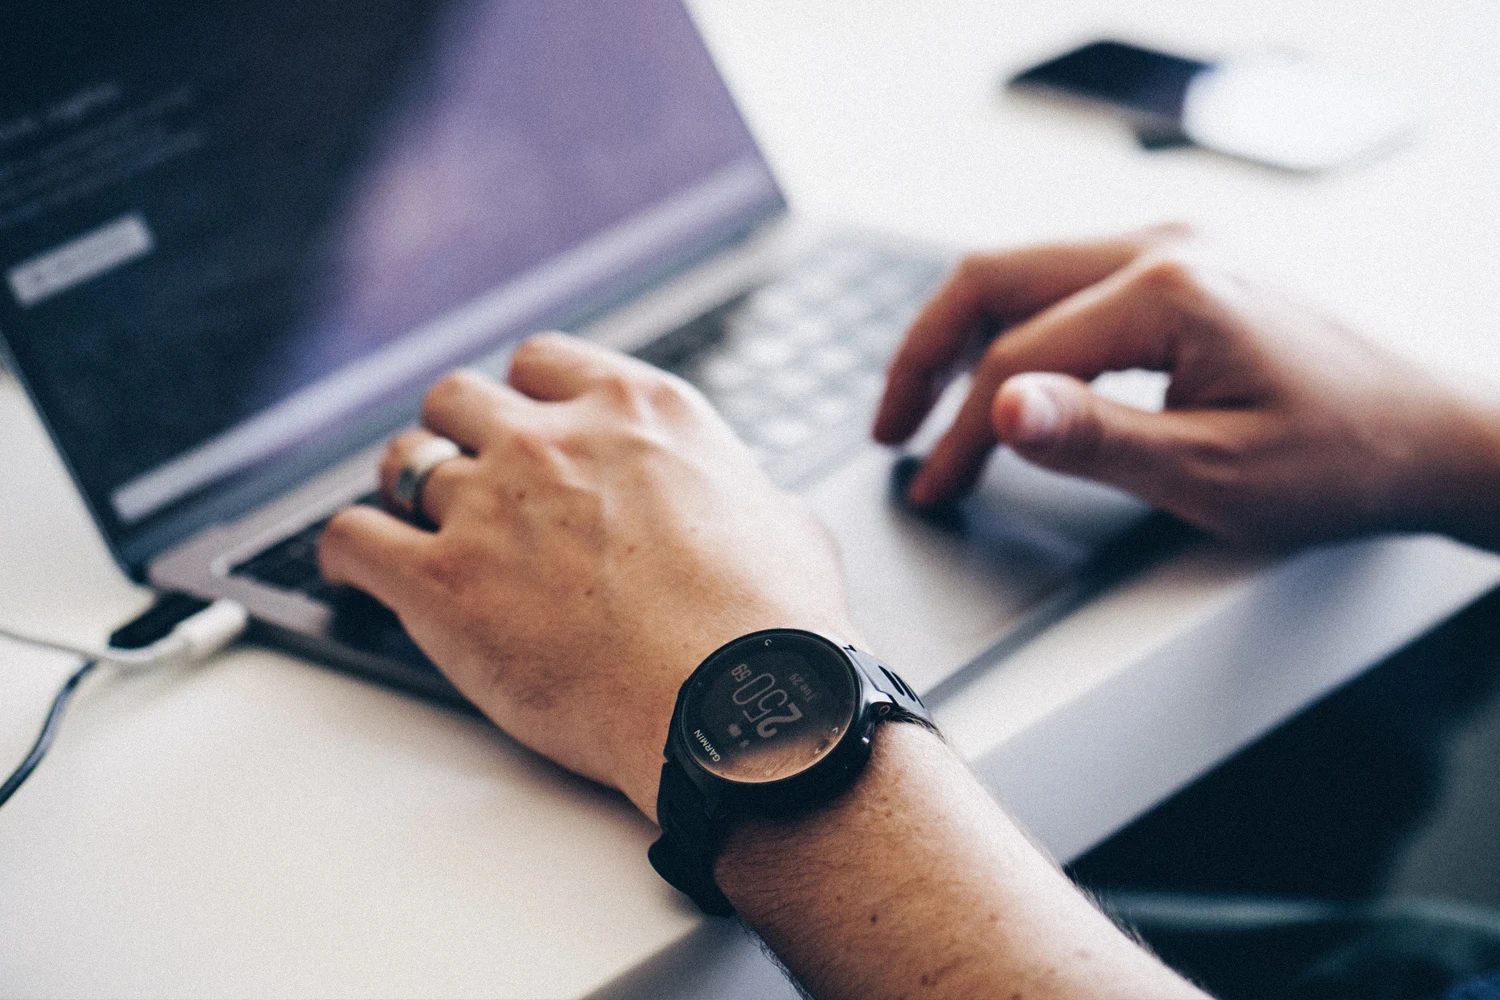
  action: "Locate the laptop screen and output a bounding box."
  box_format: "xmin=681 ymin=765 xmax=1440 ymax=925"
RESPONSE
xmin=0 ymin=0 xmax=782 ymax=563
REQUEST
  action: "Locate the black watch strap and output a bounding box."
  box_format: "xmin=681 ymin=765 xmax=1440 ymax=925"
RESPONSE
xmin=647 ymin=760 xmax=735 ymax=916
xmin=846 ymin=647 xmax=936 ymax=730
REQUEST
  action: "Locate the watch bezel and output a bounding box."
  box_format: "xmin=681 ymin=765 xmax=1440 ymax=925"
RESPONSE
xmin=666 ymin=628 xmax=888 ymax=816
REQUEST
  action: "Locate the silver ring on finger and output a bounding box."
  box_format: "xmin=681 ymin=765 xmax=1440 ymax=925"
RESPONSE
xmin=393 ymin=436 xmax=462 ymax=520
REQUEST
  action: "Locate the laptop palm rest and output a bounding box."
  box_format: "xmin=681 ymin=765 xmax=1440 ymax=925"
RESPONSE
xmin=803 ymin=445 xmax=1154 ymax=695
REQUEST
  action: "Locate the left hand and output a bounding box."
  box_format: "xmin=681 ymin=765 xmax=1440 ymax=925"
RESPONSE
xmin=317 ymin=333 xmax=856 ymax=821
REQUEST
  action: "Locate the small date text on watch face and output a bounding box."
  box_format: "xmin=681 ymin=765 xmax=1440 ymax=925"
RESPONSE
xmin=681 ymin=634 xmax=858 ymax=784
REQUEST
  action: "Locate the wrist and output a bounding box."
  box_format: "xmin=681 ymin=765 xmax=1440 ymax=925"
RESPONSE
xmin=714 ymin=721 xmax=944 ymax=904
xmin=1395 ymin=394 xmax=1500 ymax=550
xmin=613 ymin=691 xmax=678 ymax=825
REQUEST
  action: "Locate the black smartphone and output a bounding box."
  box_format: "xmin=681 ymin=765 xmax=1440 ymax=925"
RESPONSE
xmin=1008 ymin=39 xmax=1417 ymax=172
xmin=1008 ymin=40 xmax=1210 ymax=128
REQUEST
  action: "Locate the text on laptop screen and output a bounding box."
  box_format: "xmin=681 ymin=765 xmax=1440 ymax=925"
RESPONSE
xmin=0 ymin=0 xmax=781 ymax=540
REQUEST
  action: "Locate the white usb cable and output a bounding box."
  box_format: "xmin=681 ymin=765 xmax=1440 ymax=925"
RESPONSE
xmin=0 ymin=598 xmax=249 ymax=669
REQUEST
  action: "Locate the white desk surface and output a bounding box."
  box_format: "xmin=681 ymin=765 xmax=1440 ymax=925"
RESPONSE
xmin=3 ymin=1 xmax=1498 ymax=997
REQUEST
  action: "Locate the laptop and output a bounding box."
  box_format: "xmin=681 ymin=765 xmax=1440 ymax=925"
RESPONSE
xmin=0 ymin=0 xmax=1163 ymax=708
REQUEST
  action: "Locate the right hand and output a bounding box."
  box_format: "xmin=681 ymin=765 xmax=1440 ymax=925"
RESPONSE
xmin=874 ymin=226 xmax=1497 ymax=549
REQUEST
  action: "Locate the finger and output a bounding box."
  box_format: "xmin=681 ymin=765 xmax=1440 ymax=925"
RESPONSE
xmin=317 ymin=504 xmax=436 ymax=615
xmin=990 ymin=373 xmax=1219 ymax=509
xmin=507 ymin=331 xmax=662 ymax=402
xmin=874 ymin=224 xmax=1186 ymax=445
xmin=379 ymin=428 xmax=479 ymax=525
xmin=421 ymin=369 xmax=533 ymax=452
xmin=905 ymin=258 xmax=1182 ymax=506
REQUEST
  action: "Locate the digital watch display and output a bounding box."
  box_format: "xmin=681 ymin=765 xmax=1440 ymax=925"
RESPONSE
xmin=649 ymin=628 xmax=934 ymax=916
xmin=678 ymin=632 xmax=858 ymax=784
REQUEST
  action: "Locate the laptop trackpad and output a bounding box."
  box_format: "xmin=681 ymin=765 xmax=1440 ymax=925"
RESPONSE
xmin=803 ymin=445 xmax=1149 ymax=693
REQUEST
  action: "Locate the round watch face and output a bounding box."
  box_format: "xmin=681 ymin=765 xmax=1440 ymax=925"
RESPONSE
xmin=679 ymin=632 xmax=859 ymax=784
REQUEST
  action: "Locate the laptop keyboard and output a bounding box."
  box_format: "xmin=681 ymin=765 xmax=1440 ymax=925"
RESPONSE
xmin=230 ymin=492 xmax=381 ymax=599
xmin=230 ymin=239 xmax=949 ymax=600
xmin=637 ymin=239 xmax=949 ymax=488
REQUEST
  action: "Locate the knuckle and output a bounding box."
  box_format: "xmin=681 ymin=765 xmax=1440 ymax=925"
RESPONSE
xmin=511 ymin=333 xmax=556 ymax=367
xmin=423 ymin=370 xmax=482 ymax=418
xmin=1188 ymin=425 xmax=1251 ymax=467
xmin=507 ymin=426 xmax=556 ymax=463
xmin=623 ymin=423 xmax=671 ymax=456
xmin=952 ymin=252 xmax=991 ymax=284
xmin=390 ymin=428 xmax=430 ymax=455
xmin=598 ymin=371 xmax=648 ymax=411
xmin=510 ymin=331 xmax=573 ymax=374
xmin=1132 ymin=252 xmax=1203 ymax=299
xmin=508 ymin=339 xmax=541 ymax=373
xmin=977 ymin=337 xmax=1017 ymax=382
xmin=318 ymin=508 xmax=366 ymax=555
xmin=528 ymin=329 xmax=572 ymax=350
xmin=428 ymin=369 xmax=473 ymax=402
xmin=417 ymin=539 xmax=476 ymax=595
xmin=1144 ymin=220 xmax=1195 ymax=244
xmin=643 ymin=373 xmax=695 ymax=417
xmin=422 ymin=457 xmax=465 ymax=501
xmin=1175 ymin=434 xmax=1249 ymax=504
xmin=939 ymin=254 xmax=990 ymax=305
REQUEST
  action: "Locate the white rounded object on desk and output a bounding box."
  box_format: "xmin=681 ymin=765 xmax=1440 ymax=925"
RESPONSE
xmin=1182 ymin=52 xmax=1418 ymax=172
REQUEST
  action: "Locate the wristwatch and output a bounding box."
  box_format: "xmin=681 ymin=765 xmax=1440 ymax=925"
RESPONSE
xmin=648 ymin=628 xmax=936 ymax=916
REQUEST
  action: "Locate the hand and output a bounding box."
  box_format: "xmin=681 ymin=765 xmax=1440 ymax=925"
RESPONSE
xmin=875 ymin=226 xmax=1499 ymax=549
xmin=317 ymin=334 xmax=855 ymax=821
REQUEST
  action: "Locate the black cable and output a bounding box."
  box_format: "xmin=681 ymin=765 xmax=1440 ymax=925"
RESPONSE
xmin=0 ymin=658 xmax=99 ymax=809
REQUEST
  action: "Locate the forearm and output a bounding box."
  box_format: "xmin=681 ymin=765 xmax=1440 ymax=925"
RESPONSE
xmin=715 ymin=724 xmax=1206 ymax=1000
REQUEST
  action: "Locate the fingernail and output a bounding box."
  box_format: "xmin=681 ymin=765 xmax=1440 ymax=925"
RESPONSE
xmin=1010 ymin=376 xmax=1067 ymax=445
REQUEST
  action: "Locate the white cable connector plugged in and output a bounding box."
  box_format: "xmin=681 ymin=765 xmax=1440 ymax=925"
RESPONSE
xmin=0 ymin=599 xmax=249 ymax=669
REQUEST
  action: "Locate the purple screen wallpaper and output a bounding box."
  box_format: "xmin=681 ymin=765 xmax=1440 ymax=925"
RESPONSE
xmin=0 ymin=0 xmax=778 ymax=535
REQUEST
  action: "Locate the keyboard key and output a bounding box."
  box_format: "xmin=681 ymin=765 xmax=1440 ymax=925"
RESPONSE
xmin=805 ymin=343 xmax=861 ymax=378
xmin=756 ymin=417 xmax=814 ymax=452
xmin=783 ymin=317 xmax=834 ymax=347
xmin=847 ymin=370 xmax=886 ymax=402
xmin=695 ymin=354 xmax=754 ymax=392
xmin=853 ymin=317 xmax=909 ymax=357
xmin=789 ymin=273 xmax=838 ymax=303
xmin=740 ymin=288 xmax=802 ymax=324
xmin=771 ymin=368 xmax=821 ymax=402
xmin=737 ymin=337 xmax=797 ymax=369
xmin=713 ymin=388 xmax=774 ymax=429
xmin=807 ymin=394 xmax=856 ymax=427
xmin=825 ymin=295 xmax=877 ymax=329
xmin=231 ymin=492 xmax=380 ymax=598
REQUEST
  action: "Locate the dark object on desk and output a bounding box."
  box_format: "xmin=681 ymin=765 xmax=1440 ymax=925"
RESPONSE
xmin=1007 ymin=39 xmax=1418 ymax=173
xmin=1010 ymin=40 xmax=1209 ymax=132
xmin=0 ymin=658 xmax=98 ymax=809
xmin=108 ymin=591 xmax=213 ymax=649
xmin=1133 ymin=123 xmax=1195 ymax=152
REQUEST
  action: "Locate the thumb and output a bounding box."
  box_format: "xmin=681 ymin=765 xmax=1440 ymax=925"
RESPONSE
xmin=992 ymin=372 xmax=1192 ymax=504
